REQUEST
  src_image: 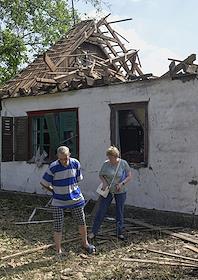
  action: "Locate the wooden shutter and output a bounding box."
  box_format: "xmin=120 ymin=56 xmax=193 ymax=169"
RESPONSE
xmin=44 ymin=113 xmax=60 ymax=160
xmin=59 ymin=111 xmax=78 ymax=158
xmin=2 ymin=117 xmax=14 ymax=161
xmin=14 ymin=116 xmax=28 ymax=161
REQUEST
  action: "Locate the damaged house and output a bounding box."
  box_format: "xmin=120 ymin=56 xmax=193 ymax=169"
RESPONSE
xmin=1 ymin=16 xmax=198 ymax=216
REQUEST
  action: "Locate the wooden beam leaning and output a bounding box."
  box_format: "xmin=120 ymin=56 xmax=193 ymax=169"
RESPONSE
xmin=96 ymin=14 xmax=111 ymax=28
xmin=91 ymin=33 xmax=118 ymax=43
xmin=43 ymin=53 xmax=57 ymax=72
xmin=94 ymin=29 xmax=128 ymax=74
xmin=161 ymin=54 xmax=196 ymax=78
xmin=54 ymin=70 xmax=79 ymax=83
xmin=103 ymin=20 xmax=131 ymax=73
xmin=108 ymin=18 xmax=133 ymax=24
xmin=104 ymin=50 xmax=137 ymax=65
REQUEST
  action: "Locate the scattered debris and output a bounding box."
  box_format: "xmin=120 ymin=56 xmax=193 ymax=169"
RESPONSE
xmin=0 ymin=237 xmax=80 ymax=261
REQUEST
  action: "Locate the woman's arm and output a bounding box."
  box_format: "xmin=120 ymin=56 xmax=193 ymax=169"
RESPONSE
xmin=121 ymin=170 xmax=132 ymax=185
xmin=116 ymin=170 xmax=132 ymax=192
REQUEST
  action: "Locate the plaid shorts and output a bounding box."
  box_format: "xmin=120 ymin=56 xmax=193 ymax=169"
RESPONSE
xmin=52 ymin=206 xmax=86 ymax=232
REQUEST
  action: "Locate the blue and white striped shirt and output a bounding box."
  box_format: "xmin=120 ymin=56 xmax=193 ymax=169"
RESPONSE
xmin=41 ymin=158 xmax=85 ymax=208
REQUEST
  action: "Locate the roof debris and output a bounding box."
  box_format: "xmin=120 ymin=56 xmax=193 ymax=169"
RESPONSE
xmin=0 ymin=15 xmax=152 ymax=99
xmin=161 ymin=53 xmax=198 ymax=79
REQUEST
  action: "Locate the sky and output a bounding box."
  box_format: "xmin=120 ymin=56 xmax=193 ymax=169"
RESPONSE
xmin=75 ymin=0 xmax=198 ymax=76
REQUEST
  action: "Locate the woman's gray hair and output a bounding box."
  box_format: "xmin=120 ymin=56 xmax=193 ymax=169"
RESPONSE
xmin=57 ymin=146 xmax=70 ymax=155
xmin=106 ymin=146 xmax=120 ymax=157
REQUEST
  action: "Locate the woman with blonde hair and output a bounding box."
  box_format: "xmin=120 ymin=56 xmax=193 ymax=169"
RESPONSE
xmin=89 ymin=146 xmax=132 ymax=240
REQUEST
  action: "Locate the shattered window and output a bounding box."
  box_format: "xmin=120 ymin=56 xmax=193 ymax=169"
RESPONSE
xmin=110 ymin=103 xmax=148 ymax=166
xmin=30 ymin=109 xmax=78 ymax=162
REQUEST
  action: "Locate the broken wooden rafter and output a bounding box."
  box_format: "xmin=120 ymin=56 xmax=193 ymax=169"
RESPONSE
xmin=36 ymin=77 xmax=57 ymax=84
xmin=104 ymin=19 xmax=127 ymax=51
xmin=96 ymin=13 xmax=111 ymax=28
xmin=114 ymin=30 xmax=130 ymax=44
xmin=43 ymin=53 xmax=56 ymax=72
xmin=102 ymin=21 xmax=132 ymax=73
xmin=53 ymin=70 xmax=79 ymax=83
xmin=107 ymin=68 xmax=127 ymax=82
xmin=104 ymin=50 xmax=137 ymax=66
xmin=161 ymin=54 xmax=196 ymax=78
xmin=45 ymin=52 xmax=97 ymax=59
xmin=108 ymin=18 xmax=133 ymax=25
xmin=86 ymin=56 xmax=124 ymax=79
xmin=91 ymin=33 xmax=118 ymax=43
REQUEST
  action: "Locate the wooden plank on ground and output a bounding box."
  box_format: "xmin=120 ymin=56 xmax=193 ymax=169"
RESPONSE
xmin=0 ymin=237 xmax=80 ymax=261
xmin=15 ymin=220 xmax=54 ymax=225
xmin=120 ymin=258 xmax=198 ymax=268
xmin=147 ymin=248 xmax=198 ymax=263
xmin=125 ymin=218 xmax=198 ymax=245
xmin=184 ymin=244 xmax=198 ymax=254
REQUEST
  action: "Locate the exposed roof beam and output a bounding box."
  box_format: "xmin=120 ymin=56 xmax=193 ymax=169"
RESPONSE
xmin=91 ymin=33 xmax=118 ymax=43
xmin=161 ymin=54 xmax=196 ymax=78
xmin=43 ymin=53 xmax=56 ymax=72
xmin=108 ymin=18 xmax=132 ymax=24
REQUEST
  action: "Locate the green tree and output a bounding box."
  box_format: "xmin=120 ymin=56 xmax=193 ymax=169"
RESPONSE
xmin=0 ymin=0 xmax=102 ymax=85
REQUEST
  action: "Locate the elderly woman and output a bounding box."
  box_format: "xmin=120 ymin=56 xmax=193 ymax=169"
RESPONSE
xmin=89 ymin=146 xmax=132 ymax=240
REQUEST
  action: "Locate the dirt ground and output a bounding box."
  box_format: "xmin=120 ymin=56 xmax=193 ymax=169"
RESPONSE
xmin=1 ymin=192 xmax=198 ymax=280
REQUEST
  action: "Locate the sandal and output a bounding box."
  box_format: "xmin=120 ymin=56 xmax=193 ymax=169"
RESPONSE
xmin=84 ymin=244 xmax=96 ymax=254
xmin=117 ymin=234 xmax=127 ymax=241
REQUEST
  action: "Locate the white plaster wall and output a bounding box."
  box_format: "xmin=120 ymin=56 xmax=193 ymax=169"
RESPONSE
xmin=1 ymin=78 xmax=198 ymax=214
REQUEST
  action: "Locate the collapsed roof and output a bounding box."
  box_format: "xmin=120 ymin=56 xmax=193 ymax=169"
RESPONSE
xmin=161 ymin=53 xmax=198 ymax=80
xmin=0 ymin=15 xmax=150 ymax=99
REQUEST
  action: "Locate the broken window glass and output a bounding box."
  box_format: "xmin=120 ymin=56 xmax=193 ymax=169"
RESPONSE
xmin=110 ymin=103 xmax=148 ymax=166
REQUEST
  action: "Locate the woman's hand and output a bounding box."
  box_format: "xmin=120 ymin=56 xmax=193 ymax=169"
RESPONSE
xmin=115 ymin=183 xmax=122 ymax=192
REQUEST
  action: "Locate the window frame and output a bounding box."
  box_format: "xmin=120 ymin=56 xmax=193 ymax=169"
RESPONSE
xmin=109 ymin=101 xmax=149 ymax=167
xmin=27 ymin=108 xmax=79 ymax=162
